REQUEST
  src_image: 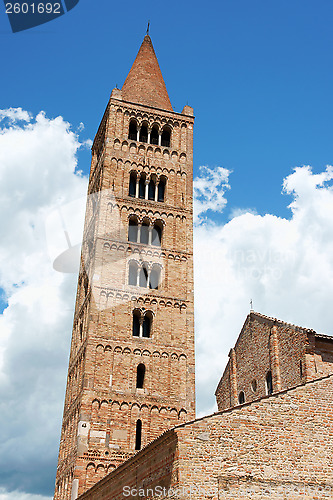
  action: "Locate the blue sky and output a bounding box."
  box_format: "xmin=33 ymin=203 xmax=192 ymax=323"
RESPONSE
xmin=2 ymin=0 xmax=333 ymax=219
xmin=1 ymin=1 xmax=333 ymax=498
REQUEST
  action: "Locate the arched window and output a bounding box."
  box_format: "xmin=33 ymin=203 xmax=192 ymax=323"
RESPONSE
xmin=139 ymin=174 xmax=146 ymax=199
xmin=149 ymin=266 xmax=160 ymax=290
xmin=158 ymin=177 xmax=166 ymax=202
xmin=266 ymin=371 xmax=273 ymax=395
xmin=128 ymin=218 xmax=138 ymax=243
xmin=161 ymin=126 xmax=171 ymax=147
xmin=129 ymin=172 xmax=137 ymax=197
xmin=136 ymin=364 xmax=145 ymax=389
xmin=150 ymin=125 xmax=159 ymax=145
xmin=151 ymin=223 xmax=162 ymax=247
xmin=132 ymin=311 xmax=140 ymax=337
xmin=139 ymin=264 xmax=148 ymax=288
xmin=140 ymin=221 xmax=149 ymax=245
xmin=128 ymin=261 xmax=138 ymax=286
xmin=139 ymin=124 xmax=148 ymax=143
xmin=128 ymin=120 xmax=137 ymax=141
xmin=238 ymin=391 xmax=245 ymax=404
xmin=135 ymin=419 xmax=142 ymax=450
xmin=148 ymin=178 xmax=155 ymax=201
xmin=142 ymin=314 xmax=151 ymax=338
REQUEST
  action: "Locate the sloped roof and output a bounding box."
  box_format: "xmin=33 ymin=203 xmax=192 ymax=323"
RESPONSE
xmin=121 ymin=35 xmax=173 ymax=111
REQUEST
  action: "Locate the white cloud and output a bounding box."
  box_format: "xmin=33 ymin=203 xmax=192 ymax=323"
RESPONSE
xmin=0 ymin=109 xmax=88 ymax=496
xmin=0 ymin=488 xmax=51 ymax=500
xmin=194 ymin=164 xmax=333 ymax=415
xmin=193 ymin=165 xmax=230 ymax=223
xmin=0 ymin=107 xmax=32 ymax=124
xmin=229 ymin=207 xmax=258 ymax=218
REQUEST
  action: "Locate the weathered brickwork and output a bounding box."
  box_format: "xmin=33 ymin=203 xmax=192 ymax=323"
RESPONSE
xmin=54 ymin=35 xmax=195 ymax=500
xmin=215 ymin=311 xmax=333 ymax=411
xmin=78 ymin=374 xmax=333 ymax=500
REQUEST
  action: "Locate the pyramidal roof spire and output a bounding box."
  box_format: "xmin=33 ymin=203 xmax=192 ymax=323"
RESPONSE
xmin=121 ymin=34 xmax=173 ymax=112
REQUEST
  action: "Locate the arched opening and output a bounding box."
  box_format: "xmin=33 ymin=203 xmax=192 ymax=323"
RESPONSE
xmin=139 ymin=124 xmax=148 ymax=143
xmin=135 ymin=419 xmax=142 ymax=450
xmin=158 ymin=177 xmax=166 ymax=202
xmin=128 ymin=261 xmax=138 ymax=286
xmin=142 ymin=313 xmax=151 ymax=338
xmin=150 ymin=125 xmax=159 ymax=145
xmin=149 ymin=266 xmax=160 ymax=290
xmin=132 ymin=310 xmax=140 ymax=337
xmin=138 ymin=174 xmax=146 ymax=199
xmin=128 ymin=120 xmax=137 ymax=141
xmin=139 ymin=264 xmax=148 ymax=288
xmin=140 ymin=221 xmax=149 ymax=245
xmin=238 ymin=391 xmax=245 ymax=404
xmin=136 ymin=364 xmax=145 ymax=388
xmin=128 ymin=218 xmax=138 ymax=243
xmin=151 ymin=222 xmax=162 ymax=247
xmin=148 ymin=178 xmax=155 ymax=201
xmin=129 ymin=171 xmax=137 ymax=197
xmin=266 ymin=371 xmax=273 ymax=395
xmin=161 ymin=126 xmax=171 ymax=147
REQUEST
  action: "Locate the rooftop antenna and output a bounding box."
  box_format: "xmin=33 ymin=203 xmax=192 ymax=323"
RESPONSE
xmin=146 ymin=20 xmax=150 ymax=35
xmin=250 ymin=299 xmax=253 ymax=311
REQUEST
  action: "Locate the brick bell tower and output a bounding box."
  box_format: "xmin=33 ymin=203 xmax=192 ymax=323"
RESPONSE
xmin=54 ymin=34 xmax=195 ymax=500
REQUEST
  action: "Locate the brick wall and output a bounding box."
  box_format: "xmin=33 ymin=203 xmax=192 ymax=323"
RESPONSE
xmin=54 ymin=38 xmax=196 ymax=499
xmin=78 ymin=374 xmax=333 ymax=499
xmin=215 ymin=312 xmax=333 ymax=411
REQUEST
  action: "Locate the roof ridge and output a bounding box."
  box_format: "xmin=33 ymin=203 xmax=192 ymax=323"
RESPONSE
xmin=250 ymin=310 xmax=316 ymax=333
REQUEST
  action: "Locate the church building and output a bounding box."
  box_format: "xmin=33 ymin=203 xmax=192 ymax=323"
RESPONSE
xmin=54 ymin=33 xmax=195 ymax=499
xmin=54 ymin=33 xmax=333 ymax=500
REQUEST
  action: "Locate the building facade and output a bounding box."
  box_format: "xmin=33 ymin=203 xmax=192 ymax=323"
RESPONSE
xmin=54 ymin=34 xmax=195 ymax=500
xmin=215 ymin=311 xmax=333 ymax=411
xmin=77 ymin=314 xmax=333 ymax=500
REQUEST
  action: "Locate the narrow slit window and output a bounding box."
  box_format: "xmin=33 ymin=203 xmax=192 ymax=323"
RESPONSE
xmin=136 ymin=364 xmax=145 ymax=389
xmin=135 ymin=419 xmax=142 ymax=450
xmin=238 ymin=391 xmax=245 ymax=404
xmin=266 ymin=371 xmax=273 ymax=395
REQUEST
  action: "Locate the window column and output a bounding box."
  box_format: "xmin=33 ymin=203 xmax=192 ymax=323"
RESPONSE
xmin=148 ymin=226 xmax=153 ymax=246
xmin=135 ymin=177 xmax=140 ymax=198
xmin=139 ymin=316 xmax=144 ymax=338
xmin=145 ymin=179 xmax=149 ymax=200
